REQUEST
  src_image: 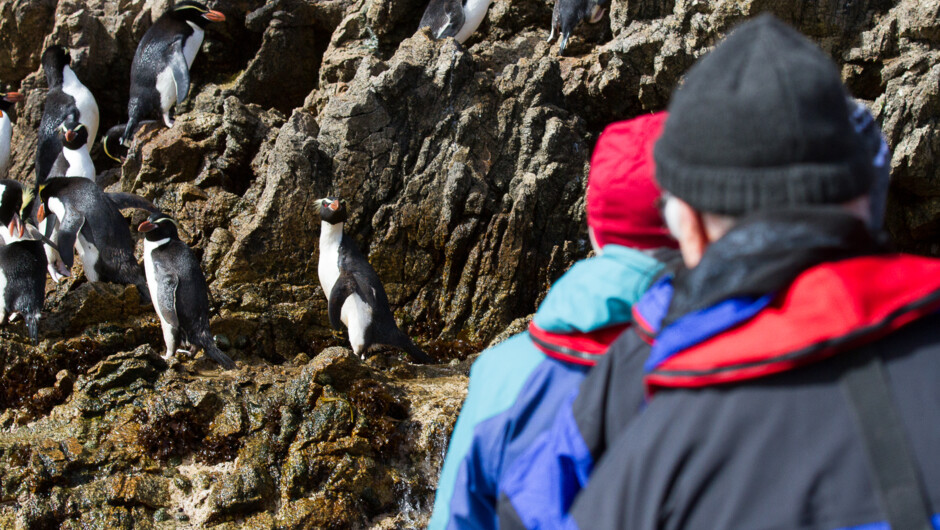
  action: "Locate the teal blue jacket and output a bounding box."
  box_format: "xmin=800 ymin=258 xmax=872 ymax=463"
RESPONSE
xmin=428 ymin=245 xmax=664 ymax=530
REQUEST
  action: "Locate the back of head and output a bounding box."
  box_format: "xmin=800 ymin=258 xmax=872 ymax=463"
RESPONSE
xmin=41 ymin=46 xmax=70 ymax=87
xmin=587 ymin=112 xmax=677 ymax=251
xmin=654 ymin=14 xmax=876 ymax=216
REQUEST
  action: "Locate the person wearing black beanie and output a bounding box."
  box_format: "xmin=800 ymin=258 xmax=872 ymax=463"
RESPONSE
xmin=497 ymin=14 xmax=940 ymax=530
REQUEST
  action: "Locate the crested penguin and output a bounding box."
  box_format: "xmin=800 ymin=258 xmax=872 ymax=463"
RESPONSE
xmin=138 ymin=213 xmax=235 ymax=369
xmin=316 ymin=197 xmax=433 ymax=364
xmin=0 ymin=179 xmax=27 ymax=243
xmin=122 ymin=1 xmax=226 ymax=146
xmin=36 ymin=46 xmax=99 ymax=184
xmin=37 ymin=177 xmax=150 ymax=303
xmin=418 ymin=0 xmax=493 ymax=44
xmin=0 ymin=90 xmax=24 ymax=179
xmin=548 ymin=0 xmax=609 ymax=54
xmin=0 ymin=226 xmax=48 ymax=345
xmin=0 ymin=181 xmax=48 ymax=344
xmin=58 ymin=119 xmax=96 ymax=182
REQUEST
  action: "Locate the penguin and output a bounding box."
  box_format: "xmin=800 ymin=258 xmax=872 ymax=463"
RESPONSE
xmin=418 ymin=0 xmax=493 ymax=43
xmin=138 ymin=212 xmax=235 ymax=369
xmin=36 ymin=46 xmax=99 ymax=185
xmin=0 ymin=179 xmax=27 ymax=243
xmin=37 ymin=177 xmax=151 ymax=303
xmin=0 ymin=182 xmax=47 ymax=344
xmin=548 ymin=0 xmax=609 ymax=54
xmin=122 ymin=1 xmax=226 ymax=146
xmin=58 ymin=119 xmax=96 ymax=182
xmin=102 ymin=123 xmax=130 ymax=164
xmin=316 ymin=197 xmax=433 ymax=363
xmin=0 ymin=215 xmax=47 ymax=345
xmin=0 ymin=90 xmax=24 ymax=179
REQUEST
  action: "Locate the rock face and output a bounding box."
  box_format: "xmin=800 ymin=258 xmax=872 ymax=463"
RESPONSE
xmin=0 ymin=0 xmax=937 ymax=527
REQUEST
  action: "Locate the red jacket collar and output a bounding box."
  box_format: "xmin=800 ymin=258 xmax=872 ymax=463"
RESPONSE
xmin=529 ymin=322 xmax=630 ymax=366
xmin=646 ymin=255 xmax=940 ymax=392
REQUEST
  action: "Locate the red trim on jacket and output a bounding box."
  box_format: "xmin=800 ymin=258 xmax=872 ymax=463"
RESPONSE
xmin=528 ymin=322 xmax=630 ymax=367
xmin=646 ymin=255 xmax=940 ymax=392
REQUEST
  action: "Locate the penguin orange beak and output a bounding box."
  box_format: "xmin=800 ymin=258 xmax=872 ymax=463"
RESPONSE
xmin=138 ymin=220 xmax=157 ymax=232
xmin=37 ymin=204 xmax=45 ymax=223
xmin=203 ymin=10 xmax=225 ymax=22
xmin=64 ymin=130 xmax=77 ymax=143
xmin=2 ymin=92 xmax=23 ymax=103
xmin=8 ymin=214 xmax=23 ymax=238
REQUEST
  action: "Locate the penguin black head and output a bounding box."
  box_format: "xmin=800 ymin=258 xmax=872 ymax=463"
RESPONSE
xmin=0 ymin=180 xmax=26 ymax=239
xmin=0 ymin=90 xmax=24 ymax=115
xmin=138 ymin=213 xmax=181 ymax=241
xmin=58 ymin=118 xmax=89 ymax=151
xmin=41 ymin=46 xmax=71 ymax=86
xmin=102 ymin=124 xmax=129 ymax=163
xmin=170 ymin=1 xmax=227 ymax=28
xmin=316 ymin=197 xmax=348 ymax=225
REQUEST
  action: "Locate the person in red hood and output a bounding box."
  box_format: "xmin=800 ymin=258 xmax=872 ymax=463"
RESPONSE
xmin=428 ymin=112 xmax=677 ymax=530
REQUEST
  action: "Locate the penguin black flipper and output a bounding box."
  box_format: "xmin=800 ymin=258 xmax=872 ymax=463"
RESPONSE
xmin=419 ymin=0 xmax=465 ymax=39
xmin=328 ymin=274 xmax=358 ymax=331
xmin=54 ymin=212 xmax=84 ymax=269
xmin=106 ymin=192 xmax=159 ymax=213
xmin=167 ymin=39 xmax=191 ymax=104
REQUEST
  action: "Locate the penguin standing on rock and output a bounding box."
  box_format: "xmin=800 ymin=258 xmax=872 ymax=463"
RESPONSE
xmin=548 ymin=0 xmax=609 ymax=54
xmin=122 ymin=1 xmax=226 ymax=146
xmin=138 ymin=213 xmax=235 ymax=369
xmin=0 ymin=183 xmax=47 ymax=344
xmin=0 ymin=90 xmax=24 ymax=179
xmin=37 ymin=177 xmax=151 ymax=302
xmin=36 ymin=46 xmax=99 ymax=185
xmin=418 ymin=0 xmax=493 ymax=44
xmin=316 ymin=197 xmax=433 ymax=364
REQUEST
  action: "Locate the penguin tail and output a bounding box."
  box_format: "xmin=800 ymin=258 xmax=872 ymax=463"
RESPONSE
xmin=390 ymin=330 xmax=434 ymax=364
xmin=194 ymin=331 xmax=237 ymax=370
xmin=25 ymin=312 xmax=40 ymax=345
xmin=121 ymin=117 xmax=139 ymax=147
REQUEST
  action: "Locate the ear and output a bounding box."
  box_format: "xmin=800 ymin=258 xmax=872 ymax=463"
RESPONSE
xmin=668 ymin=197 xmax=709 ymax=268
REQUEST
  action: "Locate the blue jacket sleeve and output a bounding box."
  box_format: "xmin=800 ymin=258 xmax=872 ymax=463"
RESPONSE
xmin=497 ymin=391 xmax=592 ymax=529
xmin=429 ymin=335 xmax=544 ymax=530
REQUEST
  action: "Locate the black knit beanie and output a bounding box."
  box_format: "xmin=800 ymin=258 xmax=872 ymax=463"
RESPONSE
xmin=654 ymin=14 xmax=876 ymax=215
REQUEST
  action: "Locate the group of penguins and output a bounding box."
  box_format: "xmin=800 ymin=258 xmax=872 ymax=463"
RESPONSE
xmin=419 ymin=0 xmax=607 ymax=52
xmin=0 ymin=0 xmax=434 ymax=369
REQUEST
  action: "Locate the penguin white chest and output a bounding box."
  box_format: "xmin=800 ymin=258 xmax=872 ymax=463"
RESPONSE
xmin=62 ymin=66 xmax=99 ymax=148
xmin=0 ymin=264 xmax=8 ymax=315
xmin=75 ymin=232 xmax=100 ymax=282
xmin=455 ymin=0 xmax=494 ymax=43
xmin=0 ymin=112 xmax=11 ymax=177
xmin=143 ymin=238 xmax=172 ymax=326
xmin=62 ymin=146 xmax=96 ymax=181
xmin=183 ymin=23 xmax=205 ymax=68
xmin=341 ymin=294 xmax=373 ymax=355
xmin=317 ymin=222 xmax=344 ymax=299
xmin=156 ymin=68 xmax=178 ymax=116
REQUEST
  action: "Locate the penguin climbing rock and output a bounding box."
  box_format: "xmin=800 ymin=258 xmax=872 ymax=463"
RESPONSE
xmin=0 ymin=216 xmax=47 ymax=345
xmin=36 ymin=46 xmax=99 ymax=184
xmin=58 ymin=119 xmax=96 ymax=182
xmin=138 ymin=213 xmax=235 ymax=369
xmin=418 ymin=0 xmax=493 ymax=44
xmin=37 ymin=177 xmax=151 ymax=303
xmin=0 ymin=90 xmax=23 ymax=179
xmin=122 ymin=1 xmax=225 ymax=146
xmin=316 ymin=197 xmax=433 ymax=363
xmin=548 ymin=0 xmax=609 ymax=54
xmin=101 ymin=123 xmax=133 ymax=163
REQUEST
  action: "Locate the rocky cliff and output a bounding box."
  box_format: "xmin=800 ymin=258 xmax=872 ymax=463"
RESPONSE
xmin=0 ymin=0 xmax=937 ymax=527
